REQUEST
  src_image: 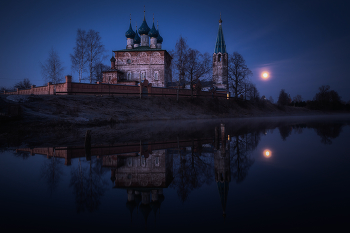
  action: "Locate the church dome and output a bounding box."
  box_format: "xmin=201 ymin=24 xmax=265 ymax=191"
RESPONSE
xmin=157 ymin=31 xmax=163 ymax=43
xmin=148 ymin=22 xmax=159 ymax=38
xmin=125 ymin=23 xmax=136 ymax=39
xmin=134 ymin=27 xmax=141 ymax=44
xmin=138 ymin=17 xmax=150 ymax=35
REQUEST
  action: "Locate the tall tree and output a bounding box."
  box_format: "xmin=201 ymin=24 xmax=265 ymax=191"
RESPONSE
xmin=173 ymin=36 xmax=189 ymax=84
xmin=41 ymin=47 xmax=64 ymax=84
xmin=14 ymin=78 xmax=31 ymax=89
xmin=277 ymin=89 xmax=289 ymax=106
xmin=228 ymin=52 xmax=252 ymax=99
xmin=183 ymin=49 xmax=211 ymax=97
xmin=86 ymin=30 xmax=106 ymax=83
xmin=70 ymin=29 xmax=88 ymax=83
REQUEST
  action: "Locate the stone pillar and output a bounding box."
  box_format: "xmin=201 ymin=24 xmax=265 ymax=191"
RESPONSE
xmin=156 ymin=43 xmax=162 ymax=49
xmin=150 ymin=37 xmax=157 ymax=49
xmin=140 ymin=34 xmax=149 ymax=47
xmin=65 ymin=75 xmax=72 ymax=95
xmin=31 ymin=85 xmax=35 ymax=95
xmin=126 ymin=38 xmax=134 ymax=49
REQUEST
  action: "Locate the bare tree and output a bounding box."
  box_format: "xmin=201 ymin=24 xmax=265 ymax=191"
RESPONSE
xmin=173 ymin=36 xmax=189 ymax=85
xmin=41 ymin=47 xmax=64 ymax=84
xmin=70 ymin=29 xmax=88 ymax=83
xmin=293 ymin=94 xmax=303 ymax=103
xmin=183 ymin=49 xmax=211 ymax=97
xmin=14 ymin=78 xmax=31 ymax=89
xmin=228 ymin=52 xmax=252 ymax=99
xmin=86 ymin=30 xmax=106 ymax=83
xmin=93 ymin=62 xmax=109 ymax=83
xmin=247 ymin=82 xmax=260 ymax=101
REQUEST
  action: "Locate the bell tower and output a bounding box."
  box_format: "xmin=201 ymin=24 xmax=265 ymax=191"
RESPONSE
xmin=213 ymin=14 xmax=228 ymax=90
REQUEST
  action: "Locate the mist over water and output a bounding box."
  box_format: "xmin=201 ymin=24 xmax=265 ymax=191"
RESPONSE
xmin=1 ymin=115 xmax=350 ymax=232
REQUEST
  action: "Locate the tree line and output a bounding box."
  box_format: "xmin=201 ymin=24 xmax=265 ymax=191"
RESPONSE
xmin=276 ymin=85 xmax=350 ymax=111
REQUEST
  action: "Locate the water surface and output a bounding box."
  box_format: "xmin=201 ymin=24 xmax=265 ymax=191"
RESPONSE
xmin=1 ymin=115 xmax=349 ymax=232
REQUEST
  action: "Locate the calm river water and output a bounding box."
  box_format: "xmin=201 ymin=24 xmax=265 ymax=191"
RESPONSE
xmin=1 ymin=115 xmax=350 ymax=232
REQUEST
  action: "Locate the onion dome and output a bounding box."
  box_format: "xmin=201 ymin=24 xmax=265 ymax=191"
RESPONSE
xmin=110 ymin=56 xmax=116 ymax=62
xmin=157 ymin=33 xmax=163 ymax=43
xmin=156 ymin=21 xmax=163 ymax=43
xmin=125 ymin=22 xmax=136 ymax=39
xmin=138 ymin=11 xmax=150 ymax=35
xmin=134 ymin=25 xmax=141 ymax=44
xmin=148 ymin=22 xmax=158 ymax=38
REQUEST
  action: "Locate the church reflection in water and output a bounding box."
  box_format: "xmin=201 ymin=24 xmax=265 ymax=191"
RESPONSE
xmin=16 ymin=123 xmax=258 ymax=222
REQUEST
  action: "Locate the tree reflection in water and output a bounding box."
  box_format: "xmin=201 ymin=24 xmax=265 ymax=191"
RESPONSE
xmin=70 ymin=157 xmax=109 ymax=213
xmin=230 ymin=132 xmax=258 ymax=183
xmin=171 ymin=138 xmax=213 ymax=202
xmin=40 ymin=152 xmax=64 ymax=194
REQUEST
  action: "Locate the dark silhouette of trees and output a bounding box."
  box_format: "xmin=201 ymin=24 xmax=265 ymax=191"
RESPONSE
xmin=230 ymin=133 xmax=257 ymax=183
xmin=314 ymin=123 xmax=343 ymax=145
xmin=228 ymin=52 xmax=252 ymax=99
xmin=277 ymin=89 xmax=289 ymax=106
xmin=93 ymin=62 xmax=109 ymax=83
xmin=14 ymin=78 xmax=31 ymax=89
xmin=70 ymin=158 xmax=108 ymax=212
xmin=172 ymin=36 xmax=211 ymax=97
xmin=247 ymin=82 xmax=260 ymax=102
xmin=41 ymin=155 xmax=64 ymax=194
xmin=70 ymin=29 xmax=88 ymax=83
xmin=171 ymin=140 xmax=213 ymax=202
xmin=183 ymin=49 xmax=211 ymax=97
xmin=41 ymin=47 xmax=64 ymax=84
xmin=172 ymin=36 xmax=189 ymax=85
xmin=311 ymin=85 xmax=342 ymax=110
xmin=278 ymin=125 xmax=292 ymax=141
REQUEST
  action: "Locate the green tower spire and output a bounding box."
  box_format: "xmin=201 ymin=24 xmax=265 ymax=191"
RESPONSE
xmin=214 ymin=14 xmax=227 ymax=54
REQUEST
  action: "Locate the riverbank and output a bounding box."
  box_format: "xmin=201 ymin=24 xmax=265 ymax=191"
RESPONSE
xmin=1 ymin=95 xmax=349 ymax=147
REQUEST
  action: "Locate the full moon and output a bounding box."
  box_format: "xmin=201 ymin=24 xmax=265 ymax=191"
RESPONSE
xmin=262 ymin=72 xmax=269 ymax=79
xmin=263 ymin=149 xmax=272 ymax=158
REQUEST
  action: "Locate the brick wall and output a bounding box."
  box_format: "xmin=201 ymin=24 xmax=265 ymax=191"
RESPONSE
xmin=3 ymin=75 xmax=226 ymax=98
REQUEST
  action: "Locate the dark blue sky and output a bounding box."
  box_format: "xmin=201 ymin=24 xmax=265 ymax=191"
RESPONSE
xmin=1 ymin=0 xmax=349 ymax=101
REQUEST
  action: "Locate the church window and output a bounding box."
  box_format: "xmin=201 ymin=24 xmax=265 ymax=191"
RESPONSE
xmin=141 ymin=155 xmax=146 ymax=167
xmin=141 ymin=71 xmax=146 ymax=80
xmin=218 ymin=54 xmax=221 ymax=62
xmin=127 ymin=157 xmax=132 ymax=167
xmin=154 ymin=71 xmax=158 ymax=80
xmin=127 ymin=72 xmax=131 ymax=80
xmin=155 ymin=157 xmax=159 ymax=167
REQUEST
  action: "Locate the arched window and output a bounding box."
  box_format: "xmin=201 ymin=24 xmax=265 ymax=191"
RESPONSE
xmin=218 ymin=54 xmax=221 ymax=62
xmin=127 ymin=72 xmax=131 ymax=80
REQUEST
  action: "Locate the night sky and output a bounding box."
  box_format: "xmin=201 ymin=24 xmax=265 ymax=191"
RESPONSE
xmin=1 ymin=0 xmax=349 ymax=102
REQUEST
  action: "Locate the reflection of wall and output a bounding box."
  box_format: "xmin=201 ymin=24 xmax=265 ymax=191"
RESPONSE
xmin=110 ymin=149 xmax=173 ymax=188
